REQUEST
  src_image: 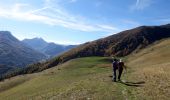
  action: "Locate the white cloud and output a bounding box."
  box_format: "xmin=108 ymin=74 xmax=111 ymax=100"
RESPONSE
xmin=131 ymin=0 xmax=153 ymax=10
xmin=0 ymin=1 xmax=118 ymax=33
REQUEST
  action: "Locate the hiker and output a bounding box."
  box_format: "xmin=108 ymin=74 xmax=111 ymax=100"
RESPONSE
xmin=118 ymin=59 xmax=125 ymax=81
xmin=112 ymin=58 xmax=119 ymax=82
xmin=112 ymin=58 xmax=126 ymax=82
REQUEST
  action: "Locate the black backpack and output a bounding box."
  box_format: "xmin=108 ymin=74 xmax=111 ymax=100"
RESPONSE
xmin=113 ymin=61 xmax=118 ymax=69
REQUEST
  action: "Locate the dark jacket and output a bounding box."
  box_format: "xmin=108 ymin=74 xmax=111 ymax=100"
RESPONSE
xmin=112 ymin=61 xmax=118 ymax=70
xmin=118 ymin=62 xmax=124 ymax=69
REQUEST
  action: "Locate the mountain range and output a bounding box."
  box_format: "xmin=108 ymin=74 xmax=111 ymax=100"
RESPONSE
xmin=1 ymin=24 xmax=170 ymax=80
xmin=0 ymin=31 xmax=47 ymax=74
xmin=0 ymin=31 xmax=76 ymax=75
xmin=22 ymin=38 xmax=77 ymax=58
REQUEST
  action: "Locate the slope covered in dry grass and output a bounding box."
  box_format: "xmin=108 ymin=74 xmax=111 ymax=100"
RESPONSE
xmin=0 ymin=38 xmax=169 ymax=100
xmin=125 ymin=38 xmax=170 ymax=99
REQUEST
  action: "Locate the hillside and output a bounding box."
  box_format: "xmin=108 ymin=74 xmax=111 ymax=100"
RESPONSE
xmin=21 ymin=24 xmax=170 ymax=72
xmin=22 ymin=38 xmax=77 ymax=58
xmin=0 ymin=38 xmax=169 ymax=100
xmin=0 ymin=31 xmax=47 ymax=74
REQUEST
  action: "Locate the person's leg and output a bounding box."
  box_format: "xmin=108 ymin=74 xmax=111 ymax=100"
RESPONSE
xmin=118 ymin=68 xmax=123 ymax=81
xmin=113 ymin=69 xmax=117 ymax=82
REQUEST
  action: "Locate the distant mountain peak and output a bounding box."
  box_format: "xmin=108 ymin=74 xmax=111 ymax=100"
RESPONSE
xmin=0 ymin=31 xmax=13 ymax=37
xmin=32 ymin=37 xmax=45 ymax=40
xmin=0 ymin=31 xmax=11 ymax=34
xmin=0 ymin=31 xmax=47 ymax=73
xmin=22 ymin=38 xmax=77 ymax=58
xmin=0 ymin=31 xmax=19 ymax=43
xmin=24 ymin=37 xmax=46 ymax=43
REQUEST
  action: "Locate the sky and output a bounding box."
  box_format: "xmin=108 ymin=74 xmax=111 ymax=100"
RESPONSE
xmin=0 ymin=0 xmax=170 ymax=45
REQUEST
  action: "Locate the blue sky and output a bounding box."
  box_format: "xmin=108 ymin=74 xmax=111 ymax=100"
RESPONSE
xmin=0 ymin=0 xmax=170 ymax=44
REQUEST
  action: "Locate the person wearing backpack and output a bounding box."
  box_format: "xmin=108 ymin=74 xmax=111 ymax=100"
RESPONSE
xmin=112 ymin=58 xmax=119 ymax=82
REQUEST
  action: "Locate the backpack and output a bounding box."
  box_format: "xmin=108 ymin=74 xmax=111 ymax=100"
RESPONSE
xmin=112 ymin=61 xmax=118 ymax=69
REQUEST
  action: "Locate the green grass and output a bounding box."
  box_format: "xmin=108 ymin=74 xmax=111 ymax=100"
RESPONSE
xmin=0 ymin=57 xmax=126 ymax=100
xmin=0 ymin=39 xmax=170 ymax=100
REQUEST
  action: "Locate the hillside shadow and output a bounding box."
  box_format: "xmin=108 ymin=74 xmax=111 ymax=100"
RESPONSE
xmin=109 ymin=75 xmax=145 ymax=87
xmin=118 ymin=81 xmax=145 ymax=87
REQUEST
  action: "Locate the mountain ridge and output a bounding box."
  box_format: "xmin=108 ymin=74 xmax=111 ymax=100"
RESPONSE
xmin=22 ymin=38 xmax=77 ymax=58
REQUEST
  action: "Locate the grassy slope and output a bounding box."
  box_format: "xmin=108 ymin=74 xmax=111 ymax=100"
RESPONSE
xmin=126 ymin=38 xmax=170 ymax=100
xmin=0 ymin=39 xmax=170 ymax=100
